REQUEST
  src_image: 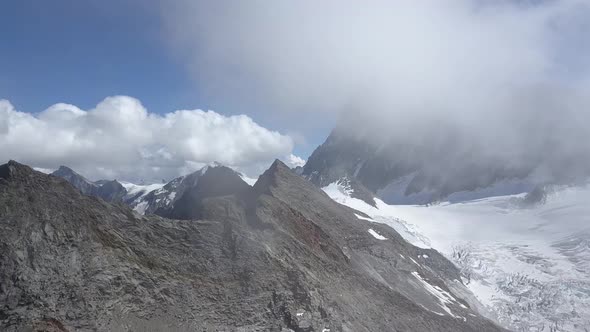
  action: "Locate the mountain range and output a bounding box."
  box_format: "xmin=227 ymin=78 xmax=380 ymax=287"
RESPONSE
xmin=0 ymin=159 xmax=505 ymax=331
xmin=5 ymin=120 xmax=589 ymax=331
xmin=49 ymin=164 xmax=253 ymax=218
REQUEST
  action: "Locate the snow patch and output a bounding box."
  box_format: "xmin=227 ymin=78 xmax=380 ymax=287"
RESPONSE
xmin=133 ymin=201 xmax=149 ymax=215
xmin=120 ymin=181 xmax=165 ymax=198
xmin=355 ymin=213 xmax=374 ymax=221
xmin=240 ymin=174 xmax=258 ymax=186
xmin=368 ymin=229 xmax=387 ymax=240
xmin=412 ymin=272 xmax=464 ymax=320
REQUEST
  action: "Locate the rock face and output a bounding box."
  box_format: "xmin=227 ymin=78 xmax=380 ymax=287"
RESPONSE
xmin=0 ymin=160 xmax=505 ymax=331
xmin=157 ymin=165 xmax=252 ymax=220
xmin=51 ymin=164 xmax=247 ymax=217
xmin=51 ymin=166 xmax=127 ymax=203
xmin=302 ymin=125 xmax=537 ymax=205
xmin=51 ymin=166 xmax=97 ymax=196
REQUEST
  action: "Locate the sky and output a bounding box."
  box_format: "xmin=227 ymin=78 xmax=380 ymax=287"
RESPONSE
xmin=1 ymin=0 xmax=590 ymax=183
xmin=0 ymin=0 xmax=320 ymax=180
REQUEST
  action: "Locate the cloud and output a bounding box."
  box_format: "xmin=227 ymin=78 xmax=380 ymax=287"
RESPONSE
xmin=0 ymin=96 xmax=302 ymax=181
xmin=286 ymin=154 xmax=306 ymax=168
xmin=161 ymin=0 xmax=590 ymax=182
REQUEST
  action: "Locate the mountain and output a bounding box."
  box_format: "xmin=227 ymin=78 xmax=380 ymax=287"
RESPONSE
xmin=51 ymin=165 xmax=97 ymax=195
xmin=51 ymin=164 xmax=251 ymax=217
xmin=324 ymin=179 xmax=590 ymax=331
xmin=157 ymin=165 xmax=252 ymax=220
xmin=302 ymin=125 xmax=546 ymax=205
xmin=0 ymin=160 xmax=505 ymax=331
xmin=50 ymin=166 xmax=128 ymax=203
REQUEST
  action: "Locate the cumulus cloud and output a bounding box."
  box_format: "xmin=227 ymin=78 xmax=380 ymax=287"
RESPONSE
xmin=161 ymin=0 xmax=590 ymax=183
xmin=0 ymin=96 xmax=302 ymax=181
xmin=286 ymin=154 xmax=306 ymax=168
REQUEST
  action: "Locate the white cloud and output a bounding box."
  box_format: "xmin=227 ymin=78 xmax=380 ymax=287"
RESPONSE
xmin=0 ymin=96 xmax=301 ymax=181
xmin=161 ymin=0 xmax=590 ymax=182
xmin=286 ymin=154 xmax=306 ymax=168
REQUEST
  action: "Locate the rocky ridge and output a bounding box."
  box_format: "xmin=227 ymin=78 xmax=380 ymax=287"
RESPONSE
xmin=0 ymin=160 xmax=506 ymax=331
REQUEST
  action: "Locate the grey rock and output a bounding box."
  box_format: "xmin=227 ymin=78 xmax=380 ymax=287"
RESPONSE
xmin=51 ymin=166 xmax=126 ymax=203
xmin=0 ymin=160 xmax=507 ymax=331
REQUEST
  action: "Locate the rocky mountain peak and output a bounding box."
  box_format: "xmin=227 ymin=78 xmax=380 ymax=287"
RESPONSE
xmin=156 ymin=164 xmax=252 ymax=220
xmin=53 ymin=165 xmax=75 ymax=174
xmin=0 ymin=159 xmax=506 ymax=331
xmin=0 ymin=160 xmax=35 ymax=181
xmin=253 ymin=159 xmax=292 ymax=193
xmin=51 ymin=165 xmax=91 ymax=183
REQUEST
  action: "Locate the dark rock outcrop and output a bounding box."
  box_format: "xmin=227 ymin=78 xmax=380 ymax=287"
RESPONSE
xmin=0 ymin=160 xmax=506 ymax=331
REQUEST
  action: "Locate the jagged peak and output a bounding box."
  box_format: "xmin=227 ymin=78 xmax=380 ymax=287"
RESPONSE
xmin=264 ymin=159 xmax=291 ymax=176
xmin=253 ymin=159 xmax=307 ymax=195
xmin=181 ymin=162 xmax=231 ymax=178
xmin=52 ymin=165 xmax=86 ymax=178
xmin=0 ymin=160 xmax=35 ymax=180
xmin=51 ymin=164 xmax=91 ymax=180
xmin=271 ymin=158 xmax=289 ymax=169
xmin=199 ymin=164 xmax=246 ymax=183
xmin=56 ymin=165 xmax=74 ymax=172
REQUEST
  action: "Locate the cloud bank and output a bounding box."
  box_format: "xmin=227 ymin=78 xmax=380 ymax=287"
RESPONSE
xmin=0 ymin=96 xmax=301 ymax=181
xmin=162 ymin=0 xmax=590 ymax=182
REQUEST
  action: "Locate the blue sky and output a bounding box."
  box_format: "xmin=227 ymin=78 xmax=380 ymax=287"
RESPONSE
xmin=0 ymin=1 xmax=327 ymax=162
xmin=0 ymin=1 xmax=190 ymax=111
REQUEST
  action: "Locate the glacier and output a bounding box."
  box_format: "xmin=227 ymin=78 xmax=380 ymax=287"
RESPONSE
xmin=323 ymin=181 xmax=590 ymax=331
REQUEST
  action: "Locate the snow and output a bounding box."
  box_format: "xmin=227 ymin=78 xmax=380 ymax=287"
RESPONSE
xmin=355 ymin=213 xmax=374 ymax=221
xmin=368 ymin=228 xmax=387 ymax=240
xmin=411 ymin=271 xmax=464 ymax=320
xmin=323 ymin=180 xmax=590 ymax=331
xmin=120 ymin=181 xmax=167 ymax=214
xmin=240 ymin=174 xmax=258 ymax=186
xmin=134 ymin=201 xmax=149 ymax=215
xmin=120 ymin=181 xmax=165 ymax=199
xmin=33 ymin=167 xmax=53 ymax=174
xmin=377 ymin=175 xmax=535 ymax=205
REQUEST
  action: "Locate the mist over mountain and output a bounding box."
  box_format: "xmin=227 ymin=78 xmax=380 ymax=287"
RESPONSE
xmin=164 ymin=0 xmax=590 ymax=203
xmin=163 ymin=0 xmax=590 ymax=169
xmin=303 ymin=113 xmax=590 ymax=204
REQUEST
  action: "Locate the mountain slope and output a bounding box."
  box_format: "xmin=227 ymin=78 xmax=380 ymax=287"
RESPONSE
xmin=50 ymin=166 xmax=128 ymax=203
xmin=323 ymin=179 xmax=590 ymax=331
xmin=51 ymin=165 xmax=97 ymax=195
xmin=51 ymin=164 xmax=250 ymax=217
xmin=0 ymin=160 xmax=505 ymax=331
xmin=302 ymin=125 xmax=544 ymax=205
xmin=157 ymin=165 xmax=252 ymax=220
